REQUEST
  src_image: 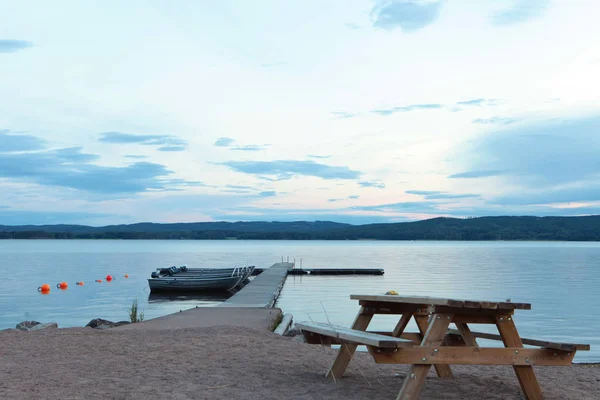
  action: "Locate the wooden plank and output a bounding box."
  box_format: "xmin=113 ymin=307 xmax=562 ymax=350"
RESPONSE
xmin=221 ymin=262 xmax=293 ymax=308
xmin=397 ymin=314 xmax=452 ymax=400
xmin=369 ymin=347 xmax=575 ymax=366
xmin=452 ymin=315 xmax=496 ymax=324
xmin=392 ymin=313 xmax=413 ymax=338
xmin=414 ymin=315 xmax=453 ymax=379
xmin=351 ymin=294 xmax=530 ymax=310
xmin=495 ymin=315 xmax=543 ymax=400
xmin=455 ymin=323 xmax=478 ymax=348
xmin=429 ymin=306 xmax=514 ymax=316
xmin=464 ymin=300 xmax=499 ymax=309
xmin=296 ymin=322 xmax=412 ymax=348
xmin=353 ymin=295 xmax=465 ymax=308
xmin=326 ymin=307 xmax=373 ymax=379
xmin=360 ymin=301 xmax=419 ymax=314
xmin=447 ymin=329 xmax=590 ymax=352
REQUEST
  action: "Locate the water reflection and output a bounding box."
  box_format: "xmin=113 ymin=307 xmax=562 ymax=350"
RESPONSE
xmin=148 ymin=291 xmax=230 ymax=303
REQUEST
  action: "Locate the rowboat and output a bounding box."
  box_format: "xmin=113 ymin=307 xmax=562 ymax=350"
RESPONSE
xmin=148 ymin=265 xmax=255 ymax=292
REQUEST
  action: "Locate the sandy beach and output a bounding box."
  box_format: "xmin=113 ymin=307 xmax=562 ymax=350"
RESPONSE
xmin=1 ymin=323 xmax=598 ymax=400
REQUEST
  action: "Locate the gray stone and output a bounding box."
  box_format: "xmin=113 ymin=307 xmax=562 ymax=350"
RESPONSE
xmin=15 ymin=321 xmax=58 ymax=331
xmin=29 ymin=322 xmax=58 ymax=331
xmin=16 ymin=321 xmax=40 ymax=331
xmin=86 ymin=318 xmax=131 ymax=329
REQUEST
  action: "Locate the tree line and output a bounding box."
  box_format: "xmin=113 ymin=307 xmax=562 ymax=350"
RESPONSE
xmin=2 ymin=215 xmax=600 ymax=241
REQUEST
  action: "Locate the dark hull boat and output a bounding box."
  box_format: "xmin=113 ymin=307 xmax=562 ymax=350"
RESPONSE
xmin=147 ymin=265 xmax=255 ymax=292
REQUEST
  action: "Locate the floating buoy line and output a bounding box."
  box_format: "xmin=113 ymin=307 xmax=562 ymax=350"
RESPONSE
xmin=37 ymin=274 xmax=129 ymax=294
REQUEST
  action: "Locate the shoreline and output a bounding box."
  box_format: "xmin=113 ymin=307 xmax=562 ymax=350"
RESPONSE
xmin=1 ymin=323 xmax=598 ymax=399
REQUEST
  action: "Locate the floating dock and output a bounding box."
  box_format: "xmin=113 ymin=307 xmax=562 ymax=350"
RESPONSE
xmin=220 ymin=262 xmax=294 ymax=308
xmin=252 ymin=267 xmax=384 ymax=276
xmin=287 ymin=268 xmax=384 ymax=276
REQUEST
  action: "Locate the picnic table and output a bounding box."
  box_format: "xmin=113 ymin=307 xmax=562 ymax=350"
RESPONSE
xmin=297 ymin=294 xmax=590 ymax=400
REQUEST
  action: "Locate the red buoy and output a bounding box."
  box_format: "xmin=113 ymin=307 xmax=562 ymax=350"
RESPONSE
xmin=76 ymin=281 xmax=85 ymax=286
xmin=124 ymin=274 xmax=129 ymax=279
xmin=106 ymin=275 xmax=113 ymax=282
xmin=38 ymin=283 xmax=51 ymax=294
xmin=57 ymin=282 xmax=68 ymax=290
xmin=95 ymin=279 xmax=102 ymax=283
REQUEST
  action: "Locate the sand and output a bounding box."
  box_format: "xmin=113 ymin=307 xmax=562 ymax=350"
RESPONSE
xmin=0 ymin=325 xmax=598 ymax=400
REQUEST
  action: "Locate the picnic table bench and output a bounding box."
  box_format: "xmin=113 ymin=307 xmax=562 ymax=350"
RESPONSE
xmin=297 ymin=295 xmax=590 ymax=400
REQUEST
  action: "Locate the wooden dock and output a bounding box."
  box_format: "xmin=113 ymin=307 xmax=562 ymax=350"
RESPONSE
xmin=252 ymin=267 xmax=384 ymax=276
xmin=287 ymin=268 xmax=384 ymax=276
xmin=220 ymin=262 xmax=294 ymax=308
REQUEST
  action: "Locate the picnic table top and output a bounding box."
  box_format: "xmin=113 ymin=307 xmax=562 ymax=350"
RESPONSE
xmin=350 ymin=294 xmax=531 ymax=310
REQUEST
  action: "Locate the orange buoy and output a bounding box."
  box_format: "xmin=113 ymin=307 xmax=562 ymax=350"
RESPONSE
xmin=95 ymin=279 xmax=102 ymax=283
xmin=38 ymin=283 xmax=51 ymax=294
xmin=124 ymin=274 xmax=129 ymax=279
xmin=106 ymin=275 xmax=113 ymax=282
xmin=57 ymin=282 xmax=68 ymax=290
xmin=76 ymin=281 xmax=85 ymax=286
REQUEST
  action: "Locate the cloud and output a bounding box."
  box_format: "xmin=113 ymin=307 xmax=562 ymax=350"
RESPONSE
xmin=406 ymin=190 xmax=479 ymax=200
xmin=345 ymin=23 xmax=361 ymax=30
xmin=258 ymin=191 xmax=277 ymax=197
xmin=225 ymin=185 xmax=255 ymax=190
xmin=0 ymin=40 xmax=33 ymax=53
xmin=99 ymin=132 xmax=188 ymax=151
xmin=491 ymin=0 xmax=549 ymax=26
xmin=213 ymin=137 xmax=269 ymax=151
xmin=450 ymin=115 xmax=600 ymax=188
xmin=492 ymin=184 xmax=600 ymax=206
xmin=353 ymin=201 xmax=438 ymax=212
xmin=331 ymin=111 xmax=356 ymax=119
xmin=473 ymin=116 xmax=519 ymax=125
xmin=230 ymin=144 xmax=270 ymax=151
xmin=159 ymin=179 xmax=208 ymax=188
xmin=124 ymin=155 xmax=148 ymax=159
xmin=348 ymin=195 xmax=360 ymax=199
xmin=307 ymin=154 xmax=332 ymax=159
xmin=372 ymin=1 xmax=442 ymax=32
xmin=456 ymin=98 xmax=487 ymax=106
xmin=424 ymin=193 xmax=479 ymax=200
xmin=451 ymin=98 xmax=498 ymax=112
xmin=372 ymin=103 xmax=442 ymax=116
xmin=0 ymin=130 xmax=46 ymax=152
xmin=0 ymin=139 xmax=197 ymax=194
xmin=449 ymin=170 xmax=505 ymax=179
xmin=406 ymin=190 xmax=441 ymax=195
xmin=359 ymin=180 xmax=386 ymax=189
xmin=157 ymin=145 xmax=188 ymax=152
xmin=0 ymin=210 xmax=115 ymax=226
xmin=214 ymin=137 xmax=236 ymax=147
xmin=219 ymin=160 xmax=361 ymax=180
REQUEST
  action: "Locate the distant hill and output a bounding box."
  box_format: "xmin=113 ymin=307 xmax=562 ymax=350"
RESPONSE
xmin=0 ymin=221 xmax=350 ymax=234
xmin=1 ymin=216 xmax=600 ymax=241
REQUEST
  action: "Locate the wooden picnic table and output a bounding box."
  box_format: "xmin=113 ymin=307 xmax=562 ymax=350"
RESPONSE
xmin=297 ymin=294 xmax=590 ymax=400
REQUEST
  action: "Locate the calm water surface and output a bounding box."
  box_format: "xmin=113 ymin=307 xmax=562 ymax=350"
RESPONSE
xmin=0 ymin=240 xmax=598 ymax=361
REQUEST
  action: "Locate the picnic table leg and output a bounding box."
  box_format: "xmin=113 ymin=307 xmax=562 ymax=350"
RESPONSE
xmin=495 ymin=316 xmax=543 ymax=400
xmin=414 ymin=315 xmax=453 ymax=378
xmin=455 ymin=322 xmax=478 ymax=348
xmin=326 ymin=306 xmax=373 ymax=380
xmin=392 ymin=312 xmax=413 ymax=338
xmin=397 ymin=313 xmax=452 ymax=400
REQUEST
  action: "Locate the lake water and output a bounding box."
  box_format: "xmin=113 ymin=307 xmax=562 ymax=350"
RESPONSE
xmin=0 ymin=240 xmax=598 ymax=362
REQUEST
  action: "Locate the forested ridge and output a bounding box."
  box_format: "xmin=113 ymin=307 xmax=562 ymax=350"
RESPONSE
xmin=2 ymin=216 xmax=600 ymax=241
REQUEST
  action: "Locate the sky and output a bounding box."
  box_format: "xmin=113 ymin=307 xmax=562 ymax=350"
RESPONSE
xmin=1 ymin=0 xmax=600 ymax=226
